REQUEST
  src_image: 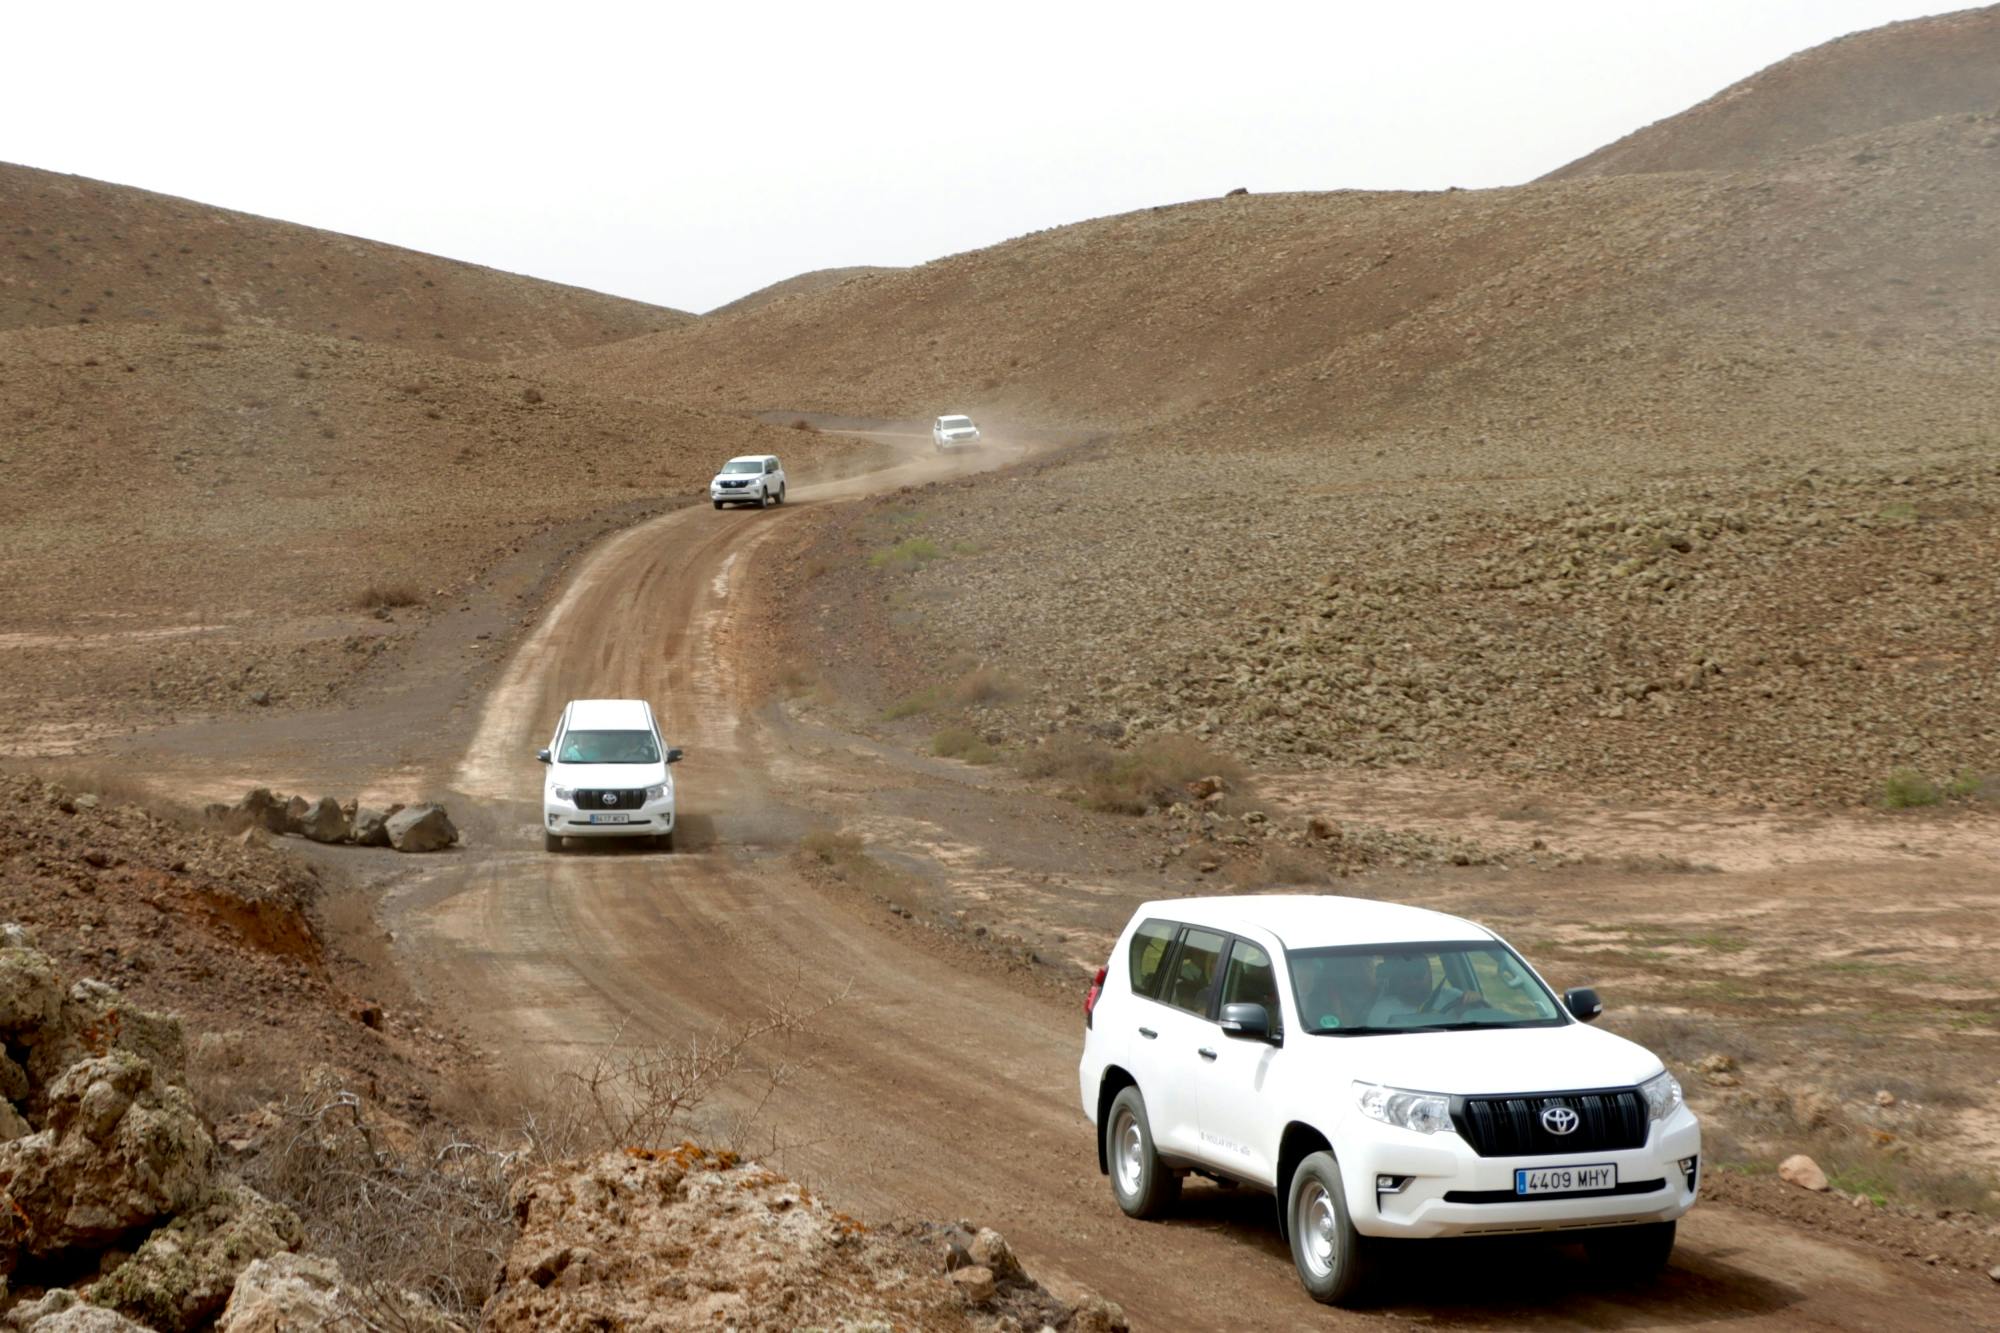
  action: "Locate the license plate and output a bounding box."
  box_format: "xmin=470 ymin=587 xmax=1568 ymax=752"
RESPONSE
xmin=587 ymin=813 xmax=631 ymax=824
xmin=1515 ymin=1163 xmax=1617 ymax=1195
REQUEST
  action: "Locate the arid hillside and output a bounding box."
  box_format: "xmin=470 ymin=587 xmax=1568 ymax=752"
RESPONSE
xmin=1 ymin=161 xmax=688 ymax=360
xmin=706 ymin=264 xmax=902 ymax=317
xmin=1548 ymin=3 xmax=2000 ymax=178
xmin=0 ymin=321 xmax=859 ymax=750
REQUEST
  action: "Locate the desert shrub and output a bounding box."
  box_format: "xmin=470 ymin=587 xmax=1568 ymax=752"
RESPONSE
xmin=868 ymin=536 xmax=945 ymax=572
xmin=883 ymin=665 xmax=1020 ymax=721
xmin=932 ymin=726 xmax=998 ymax=764
xmin=1019 ymin=732 xmax=1246 ymax=814
xmin=1880 ymin=768 xmax=1940 ymax=809
xmin=521 ymin=386 xmax=544 ymax=404
xmin=1233 ymin=844 xmax=1334 ymax=888
xmin=790 ymin=418 xmax=817 ymax=431
xmin=800 ymin=826 xmax=864 ymax=864
xmin=355 ymin=581 xmax=422 ymax=610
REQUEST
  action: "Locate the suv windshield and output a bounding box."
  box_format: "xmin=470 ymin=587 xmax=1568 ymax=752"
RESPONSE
xmin=723 ymin=461 xmax=763 ymax=474
xmin=1290 ymin=942 xmax=1564 ymax=1036
xmin=940 ymin=418 xmax=971 ymax=429
xmin=556 ymin=729 xmax=661 ymax=764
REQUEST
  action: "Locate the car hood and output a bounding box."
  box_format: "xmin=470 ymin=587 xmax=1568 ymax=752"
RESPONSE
xmin=1328 ymin=1022 xmax=1661 ymax=1096
xmin=549 ymin=762 xmax=668 ymax=789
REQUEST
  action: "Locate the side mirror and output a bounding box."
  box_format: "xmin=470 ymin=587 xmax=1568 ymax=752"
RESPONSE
xmin=1219 ymin=1002 xmax=1276 ymax=1043
xmin=536 ymin=748 xmax=551 ymax=764
xmin=1564 ymin=987 xmax=1604 ymax=1023
xmin=665 ymin=748 xmax=684 ymax=764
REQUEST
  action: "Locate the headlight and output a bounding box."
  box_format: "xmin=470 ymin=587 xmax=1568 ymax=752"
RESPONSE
xmin=1354 ymin=1081 xmax=1452 ymax=1135
xmin=551 ymin=786 xmax=574 ymax=801
xmin=1640 ymin=1070 xmax=1683 ymax=1122
xmin=645 ymin=784 xmax=668 ymax=801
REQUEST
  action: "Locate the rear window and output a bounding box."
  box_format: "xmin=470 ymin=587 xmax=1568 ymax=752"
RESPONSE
xmin=1129 ymin=919 xmax=1177 ymax=999
xmin=1162 ymin=929 xmax=1227 ymax=1015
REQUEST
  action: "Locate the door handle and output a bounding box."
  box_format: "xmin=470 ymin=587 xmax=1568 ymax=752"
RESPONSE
xmin=1198 ymin=1047 xmax=1218 ymax=1061
xmin=1138 ymin=1027 xmax=1158 ymax=1040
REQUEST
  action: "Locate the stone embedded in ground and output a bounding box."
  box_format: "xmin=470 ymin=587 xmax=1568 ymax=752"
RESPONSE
xmin=385 ymin=804 xmax=458 ymax=853
xmin=1777 ymin=1153 xmax=1830 ymax=1192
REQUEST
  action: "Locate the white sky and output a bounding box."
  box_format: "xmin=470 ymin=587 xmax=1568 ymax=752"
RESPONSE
xmin=1 ymin=1 xmax=1971 ymax=313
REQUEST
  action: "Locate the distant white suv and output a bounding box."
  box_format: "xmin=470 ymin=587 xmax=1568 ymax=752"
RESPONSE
xmin=1079 ymin=895 xmax=1699 ymax=1305
xmin=932 ymin=414 xmax=980 ymax=450
xmin=710 ymin=454 xmax=786 ymax=508
xmin=538 ymin=699 xmax=683 ymax=851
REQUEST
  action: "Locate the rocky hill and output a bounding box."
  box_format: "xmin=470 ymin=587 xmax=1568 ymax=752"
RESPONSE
xmin=0 ymin=162 xmax=688 ymax=360
xmin=1547 ymin=4 xmax=2000 ymax=178
xmin=706 ymin=264 xmax=902 ymax=317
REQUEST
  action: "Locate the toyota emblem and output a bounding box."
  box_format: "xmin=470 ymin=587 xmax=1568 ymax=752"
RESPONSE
xmin=1540 ymin=1106 xmax=1580 ymax=1136
xmin=603 ymin=793 xmax=618 ymax=807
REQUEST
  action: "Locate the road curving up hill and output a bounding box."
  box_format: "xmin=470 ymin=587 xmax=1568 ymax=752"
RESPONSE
xmin=0 ymin=161 xmax=689 ymax=360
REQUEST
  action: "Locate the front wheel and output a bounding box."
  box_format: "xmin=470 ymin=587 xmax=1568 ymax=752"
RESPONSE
xmin=759 ymin=487 xmax=775 ymax=508
xmin=713 ymin=500 xmax=724 ymax=510
xmin=1584 ymin=1220 xmax=1676 ymax=1282
xmin=543 ymin=832 xmax=562 ymax=852
xmin=654 ymin=830 xmax=675 ymax=852
xmin=1287 ymin=1151 xmax=1373 ymax=1306
xmin=1104 ymin=1087 xmax=1180 ymax=1219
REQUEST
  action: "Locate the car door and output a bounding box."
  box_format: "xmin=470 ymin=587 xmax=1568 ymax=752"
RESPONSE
xmin=1140 ymin=925 xmax=1229 ymax=1162
xmin=1194 ymin=935 xmax=1287 ymax=1187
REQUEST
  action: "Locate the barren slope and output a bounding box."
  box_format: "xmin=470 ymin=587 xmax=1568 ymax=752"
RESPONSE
xmin=0 ymin=161 xmax=689 ymax=360
xmin=1548 ymin=4 xmax=2000 ymax=179
xmin=0 ymin=322 xmax=864 ymax=751
xmin=706 ymin=264 xmax=901 ymax=317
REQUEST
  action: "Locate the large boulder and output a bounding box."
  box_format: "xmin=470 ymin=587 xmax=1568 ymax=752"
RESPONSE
xmin=213 ymin=790 xmax=290 ymax=836
xmin=349 ymin=807 xmax=391 ymax=847
xmin=0 ymin=1049 xmax=215 ymax=1266
xmin=0 ymin=946 xmax=65 ymax=1033
xmin=88 ymin=1182 xmax=304 ymax=1332
xmin=385 ymin=804 xmax=457 ymax=853
xmin=293 ymin=797 xmax=350 ymax=845
xmin=24 ymin=980 xmax=188 ymax=1098
xmin=280 ymin=796 xmax=312 ymax=834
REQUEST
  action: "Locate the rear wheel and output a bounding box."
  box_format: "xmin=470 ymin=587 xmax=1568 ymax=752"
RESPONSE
xmin=775 ymin=484 xmax=785 ymax=505
xmin=1104 ymin=1087 xmax=1180 ymax=1219
xmin=543 ymin=832 xmax=562 ymax=853
xmin=1584 ymin=1220 xmax=1676 ymax=1282
xmin=1287 ymin=1151 xmax=1373 ymax=1306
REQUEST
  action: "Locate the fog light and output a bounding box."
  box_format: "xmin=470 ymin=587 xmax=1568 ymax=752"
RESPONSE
xmin=1679 ymin=1156 xmax=1699 ymax=1189
xmin=1375 ymin=1174 xmax=1408 ymax=1195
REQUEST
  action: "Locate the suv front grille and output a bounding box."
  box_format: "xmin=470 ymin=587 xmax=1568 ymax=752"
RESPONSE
xmin=575 ymin=788 xmax=647 ymax=811
xmin=1452 ymin=1089 xmax=1648 ymax=1158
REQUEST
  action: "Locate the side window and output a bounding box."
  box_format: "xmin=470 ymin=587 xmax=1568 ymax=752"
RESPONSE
xmin=1163 ymin=929 xmax=1226 ymax=1016
xmin=1221 ymin=939 xmax=1280 ymax=1032
xmin=1128 ymin=919 xmax=1177 ymax=1000
xmin=766 ymin=460 xmax=778 ymax=473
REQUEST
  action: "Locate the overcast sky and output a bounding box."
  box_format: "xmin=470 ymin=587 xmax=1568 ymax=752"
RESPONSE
xmin=2 ymin=1 xmax=1971 ymax=313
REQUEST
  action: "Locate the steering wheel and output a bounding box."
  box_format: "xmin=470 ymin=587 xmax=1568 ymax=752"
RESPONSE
xmin=1419 ymin=977 xmax=1468 ymax=1015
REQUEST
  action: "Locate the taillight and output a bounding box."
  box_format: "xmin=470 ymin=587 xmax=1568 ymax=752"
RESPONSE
xmin=1084 ymin=965 xmax=1108 ymax=1027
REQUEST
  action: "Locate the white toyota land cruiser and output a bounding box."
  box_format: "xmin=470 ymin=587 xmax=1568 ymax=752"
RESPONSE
xmin=538 ymin=698 xmax=683 ymax=851
xmin=1079 ymin=895 xmax=1699 ymax=1305
xmin=931 ymin=414 xmax=980 ymax=450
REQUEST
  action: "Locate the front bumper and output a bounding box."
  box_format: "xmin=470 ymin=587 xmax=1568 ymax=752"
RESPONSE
xmin=711 ymin=486 xmax=760 ymax=501
xmin=1341 ymin=1107 xmax=1700 ymax=1239
xmin=544 ymin=799 xmax=675 ymax=838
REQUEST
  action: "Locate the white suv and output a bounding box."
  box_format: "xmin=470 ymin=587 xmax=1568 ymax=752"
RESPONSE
xmin=1079 ymin=895 xmax=1699 ymax=1305
xmin=710 ymin=454 xmax=786 ymax=508
xmin=932 ymin=414 xmax=979 ymax=450
xmin=538 ymin=699 xmax=683 ymax=851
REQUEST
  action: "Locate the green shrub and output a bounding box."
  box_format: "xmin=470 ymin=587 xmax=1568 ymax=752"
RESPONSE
xmin=931 ymin=726 xmax=998 ymax=764
xmin=1882 ymin=768 xmax=1940 ymax=808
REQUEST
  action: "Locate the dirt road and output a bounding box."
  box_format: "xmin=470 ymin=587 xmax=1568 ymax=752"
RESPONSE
xmin=350 ymin=431 xmax=1998 ymax=1330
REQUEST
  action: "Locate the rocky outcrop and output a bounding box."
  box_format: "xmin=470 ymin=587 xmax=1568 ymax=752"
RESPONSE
xmin=0 ymin=1290 xmax=151 ymax=1332
xmin=88 ymin=1182 xmax=305 ymax=1331
xmin=384 ymin=804 xmax=457 ymax=853
xmin=485 ymin=1146 xmax=1123 ymax=1332
xmin=214 ymin=1253 xmax=456 ymax=1333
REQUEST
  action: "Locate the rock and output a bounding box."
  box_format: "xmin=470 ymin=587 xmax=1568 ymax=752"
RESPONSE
xmin=0 ymin=923 xmax=40 ymax=950
xmin=1068 ymin=1294 xmax=1131 ymax=1332
xmin=88 ymin=1182 xmax=304 ymax=1332
xmin=1696 ymin=1054 xmax=1735 ymax=1074
xmin=3 ymin=1289 xmax=152 ymax=1332
xmin=0 ymin=1100 xmax=29 ymax=1142
xmin=1874 ymin=1089 xmax=1897 ymax=1107
xmin=215 ymin=1254 xmax=354 ymax=1333
xmin=1988 ymin=1263 xmax=2000 ymax=1283
xmin=0 ymin=947 xmax=65 ymax=1034
xmin=949 ymin=1264 xmax=996 ymax=1304
xmin=349 ymin=807 xmax=390 ymax=847
xmin=281 ymin=796 xmax=311 ymax=834
xmin=385 ymin=804 xmax=457 ymax=853
xmin=0 ymin=1049 xmax=215 ymax=1264
xmin=292 ymin=797 xmax=349 ymax=845
xmin=248 ymin=691 xmax=271 ymax=707
xmin=1187 ymin=775 xmax=1228 ymax=801
xmin=1777 ymin=1154 xmax=1830 ymax=1192
xmin=969 ymin=1226 xmax=1023 ymax=1281
xmin=28 ymin=980 xmax=188 ymax=1093
xmin=230 ymin=790 xmax=290 ymax=835
xmin=1304 ymin=814 xmax=1340 ymax=841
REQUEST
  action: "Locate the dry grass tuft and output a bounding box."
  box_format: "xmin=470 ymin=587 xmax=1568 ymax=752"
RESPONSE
xmin=354 ymin=581 xmax=423 ymax=610
xmin=1018 ymin=731 xmax=1248 ymax=814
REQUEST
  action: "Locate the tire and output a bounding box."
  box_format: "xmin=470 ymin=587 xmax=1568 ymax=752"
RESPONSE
xmin=759 ymin=487 xmax=775 ymax=508
xmin=544 ymin=832 xmax=562 ymax=852
xmin=1584 ymin=1220 xmax=1676 ymax=1281
xmin=654 ymin=830 xmax=675 ymax=852
xmin=1104 ymin=1087 xmax=1180 ymax=1219
xmin=713 ymin=500 xmax=724 ymax=510
xmin=775 ymin=484 xmax=785 ymax=505
xmin=1286 ymin=1151 xmax=1374 ymax=1306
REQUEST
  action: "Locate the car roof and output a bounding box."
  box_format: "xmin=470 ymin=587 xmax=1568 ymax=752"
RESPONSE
xmin=1134 ymin=894 xmax=1493 ymax=950
xmin=937 ymin=414 xmax=972 ymax=422
xmin=724 ymin=454 xmax=777 ymax=464
xmin=564 ymin=698 xmax=654 ymax=729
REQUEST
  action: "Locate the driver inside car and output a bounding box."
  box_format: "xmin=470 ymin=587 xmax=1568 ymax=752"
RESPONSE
xmin=1368 ymin=953 xmax=1472 ymax=1026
